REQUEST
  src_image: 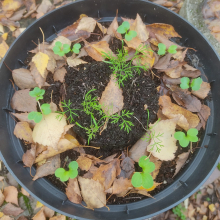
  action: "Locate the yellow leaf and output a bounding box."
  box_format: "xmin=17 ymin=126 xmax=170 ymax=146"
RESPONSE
xmin=0 ymin=40 xmax=9 ymax=58
xmin=8 ymin=25 xmax=16 ymax=32
xmin=0 ymin=212 xmax=4 ymax=217
xmin=2 ymin=33 xmax=8 ymax=41
xmin=32 ymin=52 xmax=49 ymax=78
xmin=2 ymin=0 xmax=22 ymax=12
xmin=35 ymin=201 xmax=44 ymax=209
xmin=0 ymin=24 xmax=4 ymax=34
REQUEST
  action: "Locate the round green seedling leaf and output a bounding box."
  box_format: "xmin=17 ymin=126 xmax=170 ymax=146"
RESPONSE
xmin=168 ymin=45 xmax=177 ymax=54
xmin=122 ymin=21 xmax=130 ymax=30
xmin=55 ymin=41 xmax=62 ymax=48
xmin=63 ymin=44 xmax=70 ymax=54
xmin=72 ymin=48 xmax=80 ymax=54
xmin=190 ymin=77 xmax=203 ymax=91
xmin=157 ymin=43 xmax=166 ymax=56
xmin=179 ymin=138 xmax=189 ymax=148
xmin=73 ymin=43 xmax=81 ymax=50
xmin=131 ymin=172 xmax=142 ymax=187
xmin=117 ymin=25 xmax=126 ymax=34
xmin=55 ymin=168 xmax=65 ymax=178
xmin=28 ymin=111 xmax=43 ymax=123
xmin=138 ymin=155 xmax=149 ymax=169
xmin=187 ymin=128 xmax=198 ymax=137
xmin=143 ymin=162 xmax=155 ymax=173
xmin=41 ymin=103 xmax=51 ymax=115
xmin=187 ymin=135 xmax=198 ymax=142
xmin=60 ymin=171 xmax=70 ymax=182
xmin=69 ymin=169 xmax=78 ymax=179
xmin=141 ymin=173 xmax=154 ymax=189
xmin=29 ymin=87 xmax=45 ymax=99
xmin=180 ymin=77 xmax=190 ymax=90
xmin=174 ymin=131 xmax=185 ymax=140
xmin=68 ymin=161 xmax=78 ymax=170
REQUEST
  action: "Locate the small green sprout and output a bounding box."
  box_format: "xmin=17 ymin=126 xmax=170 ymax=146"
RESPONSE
xmin=131 ymin=156 xmax=155 ymax=189
xmin=157 ymin=43 xmax=177 ymax=55
xmin=72 ymin=43 xmax=81 ymax=54
xmin=172 ymin=204 xmax=186 ymax=220
xmin=53 ymin=41 xmax=70 ymax=56
xmin=174 ymin=128 xmax=198 ymax=148
xmin=29 ymin=87 xmax=45 ymax=101
xmin=28 ymin=112 xmax=42 ymax=123
xmin=180 ymin=77 xmax=202 ymax=91
xmin=55 ymin=161 xmax=78 ymax=182
xmin=217 ymin=163 xmax=220 ymax=171
xmin=117 ymin=21 xmax=137 ymax=41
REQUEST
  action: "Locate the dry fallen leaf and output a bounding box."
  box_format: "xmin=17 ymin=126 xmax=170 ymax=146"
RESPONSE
xmin=9 ymin=8 xmax=26 ymax=21
xmin=42 ymin=206 xmax=54 ymax=218
xmin=1 ymin=215 xmax=13 ymax=220
xmin=76 ymin=155 xmax=92 ymax=171
xmin=198 ymin=104 xmax=211 ymax=129
xmin=191 ymin=81 xmax=211 ymax=99
xmin=36 ymin=0 xmax=52 ymax=19
xmin=150 ymin=156 xmax=162 ymax=180
xmin=12 ymin=113 xmax=36 ymax=128
xmin=32 ymin=113 xmax=67 ymax=149
xmin=32 ymin=52 xmax=49 ymax=78
xmin=33 ymin=155 xmax=60 ymax=181
xmin=181 ymin=64 xmax=201 ymax=78
xmin=147 ymin=118 xmax=178 ymax=161
xmin=172 ymin=49 xmax=188 ymax=62
xmin=22 ymin=143 xmax=36 ymax=168
xmin=11 ymin=89 xmax=37 ymax=112
xmin=159 ymin=95 xmax=200 ymax=130
xmin=66 ymin=178 xmax=82 ymax=204
xmin=32 ymin=209 xmax=46 ymax=220
xmin=173 ymin=151 xmax=190 ymax=177
xmin=14 ymin=122 xmax=33 ymax=143
xmin=97 ymin=22 xmax=107 ymax=34
xmin=0 ymin=190 xmax=5 ymax=206
xmin=3 ymin=186 xmax=18 ymax=206
xmin=99 ymin=75 xmax=124 ymax=116
xmin=0 ymin=39 xmax=9 ymax=58
xmin=107 ymin=16 xmax=122 ymax=39
xmin=2 ymin=0 xmax=23 ymax=15
xmin=75 ymin=17 xmax=96 ymax=33
xmin=49 ymin=215 xmax=66 ymax=220
xmin=21 ymin=188 xmax=29 ymax=197
xmin=78 ymin=177 xmax=106 ymax=209
xmin=53 ymin=67 xmax=67 ymax=83
xmin=67 ymin=57 xmax=87 ymax=67
xmin=2 ymin=203 xmax=23 ymax=217
xmin=120 ymin=154 xmax=135 ymax=179
xmin=153 ymin=53 xmax=172 ymax=70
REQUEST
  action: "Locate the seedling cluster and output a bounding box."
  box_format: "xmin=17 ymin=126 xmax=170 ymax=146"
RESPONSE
xmin=172 ymin=204 xmax=186 ymax=220
xmin=180 ymin=77 xmax=202 ymax=91
xmin=157 ymin=43 xmax=177 ymax=56
xmin=55 ymin=161 xmax=78 ymax=182
xmin=174 ymin=128 xmax=198 ymax=148
xmin=28 ymin=87 xmax=51 ymax=123
xmin=131 ymin=155 xmax=155 ymax=189
xmin=117 ymin=21 xmax=137 ymax=41
xmin=53 ymin=41 xmax=81 ymax=56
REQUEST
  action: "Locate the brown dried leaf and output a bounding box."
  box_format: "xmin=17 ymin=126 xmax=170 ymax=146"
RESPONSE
xmin=78 ymin=177 xmax=106 ymax=209
xmin=173 ymin=151 xmax=190 ymax=177
xmin=13 ymin=28 xmax=25 ymax=38
xmin=154 ymin=53 xmax=172 ymax=69
xmin=14 ymin=122 xmax=33 ymax=143
xmin=33 ymin=155 xmax=60 ymax=180
xmin=36 ymin=0 xmax=52 ymax=19
xmin=163 ymin=75 xmax=181 ymax=85
xmin=11 ymin=89 xmax=37 ymax=112
xmin=198 ymin=105 xmax=211 ymax=129
xmin=124 ymin=37 xmax=143 ymax=50
xmin=181 ymin=64 xmax=201 ymax=78
xmin=76 ymin=156 xmax=92 ymax=171
xmin=2 ymin=203 xmax=23 ymax=217
xmin=146 ymin=23 xmax=181 ymax=39
xmin=120 ymin=156 xmax=135 ymax=179
xmin=99 ymin=75 xmax=124 ymax=116
xmin=103 ymin=153 xmax=117 ymax=163
xmin=53 ymin=67 xmax=67 ymax=83
xmin=49 ymin=215 xmax=66 ymax=220
xmin=67 ymin=57 xmax=87 ymax=67
xmin=33 ymin=209 xmax=46 ymax=220
xmin=24 ymin=0 xmax=36 ymax=11
xmin=0 ymin=190 xmax=5 ymax=206
xmin=47 ymin=56 xmax=56 ymax=73
xmin=9 ymin=8 xmax=26 ymax=21
xmin=32 ymin=113 xmax=67 ymax=149
xmin=191 ymin=82 xmax=210 ymax=99
xmin=147 ymin=118 xmax=178 ymax=161
xmin=97 ymin=22 xmax=107 ymax=34
xmin=159 ymin=95 xmax=200 ymax=130
xmin=42 ymin=206 xmax=54 ymax=218
xmin=66 ymin=178 xmax=82 ymax=204
xmin=107 ymin=16 xmax=122 ymax=39
xmin=35 ymin=136 xmax=79 ymax=163
xmin=21 ymin=188 xmax=29 ymax=197
xmin=150 ymin=156 xmax=162 ymax=180
xmin=164 ymin=65 xmax=183 ymax=78
xmin=12 ymin=113 xmax=36 ymax=128
xmin=3 ymin=186 xmax=18 ymax=206
xmin=75 ymin=17 xmax=96 ymax=33
xmin=50 ymin=102 xmax=57 ymax=113
xmin=172 ymin=49 xmax=188 ymax=62
xmin=2 ymin=0 xmax=23 ymax=14
xmin=22 ymin=143 xmax=36 ymax=167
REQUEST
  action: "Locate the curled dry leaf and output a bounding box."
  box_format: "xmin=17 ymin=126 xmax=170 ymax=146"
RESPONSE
xmin=159 ymin=95 xmax=200 ymax=131
xmin=2 ymin=203 xmax=23 ymax=217
xmin=198 ymin=104 xmax=211 ymax=129
xmin=53 ymin=67 xmax=67 ymax=83
xmin=107 ymin=16 xmax=122 ymax=39
xmin=147 ymin=118 xmax=178 ymax=161
xmin=66 ymin=178 xmax=82 ymax=204
xmin=150 ymin=156 xmax=162 ymax=180
xmin=120 ymin=154 xmax=135 ymax=179
xmin=32 ymin=113 xmax=67 ymax=149
xmin=129 ymin=189 xmax=153 ymax=198
xmin=0 ymin=39 xmax=9 ymax=58
xmin=76 ymin=155 xmax=92 ymax=171
xmin=33 ymin=155 xmax=60 ymax=180
xmin=105 ymin=177 xmax=133 ymax=194
xmin=191 ymin=81 xmax=211 ymax=99
xmin=146 ymin=23 xmax=181 ymax=38
xmin=92 ymin=159 xmax=121 ymax=190
xmin=32 ymin=209 xmax=46 ymax=220
xmin=0 ymin=190 xmax=5 ymax=206
xmin=153 ymin=53 xmax=172 ymax=70
xmin=36 ymin=0 xmax=52 ymax=19
xmin=181 ymin=64 xmax=201 ymax=78
xmin=22 ymin=143 xmax=36 ymax=167
xmin=35 ymin=136 xmax=79 ymax=163
xmin=32 ymin=52 xmax=49 ymax=78
xmin=9 ymin=8 xmax=26 ymax=21
xmin=103 ymin=153 xmax=117 ymax=163
xmin=173 ymin=151 xmax=190 ymax=177
xmin=14 ymin=122 xmax=33 ymax=143
xmin=11 ymin=89 xmax=37 ymax=112
xmin=3 ymin=186 xmax=18 ymax=206
xmin=42 ymin=206 xmax=54 ymax=218
xmin=97 ymin=22 xmax=107 ymax=34
xmin=75 ymin=17 xmax=96 ymax=33
xmin=12 ymin=113 xmax=36 ymax=128
xmin=172 ymin=49 xmax=188 ymax=62
xmin=99 ymin=75 xmax=124 ymax=116
xmin=78 ymin=177 xmax=106 ymax=209
xmin=163 ymin=75 xmax=181 ymax=85
xmin=163 ymin=64 xmax=183 ymax=79
xmin=49 ymin=215 xmax=66 ymax=220
xmin=125 ymin=37 xmax=143 ymax=51
xmin=67 ymin=57 xmax=88 ymax=67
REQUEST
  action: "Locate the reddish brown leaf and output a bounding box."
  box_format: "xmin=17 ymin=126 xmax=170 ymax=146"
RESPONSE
xmin=198 ymin=104 xmax=211 ymax=129
xmin=154 ymin=53 xmax=172 ymax=69
xmin=181 ymin=64 xmax=201 ymax=78
xmin=120 ymin=153 xmax=135 ymax=179
xmin=53 ymin=67 xmax=67 ymax=83
xmin=14 ymin=122 xmax=33 ymax=143
xmin=3 ymin=186 xmax=18 ymax=206
xmin=22 ymin=143 xmax=36 ymax=167
xmin=11 ymin=89 xmax=37 ymax=112
xmin=2 ymin=203 xmax=23 ymax=217
xmin=66 ymin=178 xmax=82 ymax=204
xmin=76 ymin=156 xmax=92 ymax=171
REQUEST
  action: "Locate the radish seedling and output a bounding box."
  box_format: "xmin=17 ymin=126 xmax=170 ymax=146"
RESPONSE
xmin=53 ymin=41 xmax=70 ymax=56
xmin=117 ymin=21 xmax=137 ymax=41
xmin=157 ymin=43 xmax=177 ymax=55
xmin=180 ymin=77 xmax=203 ymax=91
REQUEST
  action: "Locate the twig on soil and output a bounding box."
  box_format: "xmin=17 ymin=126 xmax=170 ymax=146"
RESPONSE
xmin=132 ymin=116 xmax=148 ymax=131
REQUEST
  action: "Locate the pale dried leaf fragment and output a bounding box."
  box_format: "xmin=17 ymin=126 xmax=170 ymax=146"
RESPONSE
xmin=53 ymin=67 xmax=67 ymax=83
xmin=107 ymin=16 xmax=122 ymax=39
xmin=2 ymin=203 xmax=23 ymax=217
xmin=147 ymin=118 xmax=178 ymax=161
xmin=75 ymin=17 xmax=96 ymax=33
xmin=9 ymin=8 xmax=26 ymax=21
xmin=21 ymin=188 xmax=29 ymax=197
xmin=66 ymin=178 xmax=82 ymax=204
xmin=2 ymin=0 xmax=23 ymax=14
xmin=76 ymin=156 xmax=92 ymax=171
xmin=3 ymin=186 xmax=18 ymax=206
xmin=173 ymin=151 xmax=190 ymax=177
xmin=36 ymin=0 xmax=52 ymax=19
xmin=191 ymin=82 xmax=210 ymax=99
xmin=33 ymin=155 xmax=60 ymax=180
xmin=67 ymin=57 xmax=87 ymax=67
xmin=78 ymin=177 xmax=106 ymax=209
xmin=14 ymin=122 xmax=33 ymax=143
xmin=22 ymin=143 xmax=36 ymax=167
xmin=1 ymin=215 xmax=13 ymax=220
xmin=0 ymin=190 xmax=5 ymax=206
xmin=32 ymin=113 xmax=67 ymax=149
xmin=133 ymin=14 xmax=149 ymax=41
xmin=99 ymin=75 xmax=124 ymax=116
xmin=49 ymin=216 xmax=66 ymax=220
xmin=12 ymin=113 xmax=36 ymax=128
xmin=50 ymin=102 xmax=57 ymax=113
xmin=97 ymin=22 xmax=107 ymax=34
xmin=32 ymin=52 xmax=49 ymax=78
xmin=32 ymin=209 xmax=46 ymax=220
xmin=0 ymin=40 xmax=9 ymax=58
xmin=42 ymin=206 xmax=55 ymax=218
xmin=198 ymin=104 xmax=211 ymax=129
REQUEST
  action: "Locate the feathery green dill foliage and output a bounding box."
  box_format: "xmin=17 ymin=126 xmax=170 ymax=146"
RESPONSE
xmin=172 ymin=204 xmax=186 ymax=220
xmin=102 ymin=41 xmax=149 ymax=87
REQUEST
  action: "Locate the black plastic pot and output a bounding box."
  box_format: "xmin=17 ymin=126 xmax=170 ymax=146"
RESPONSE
xmin=0 ymin=0 xmax=220 ymax=219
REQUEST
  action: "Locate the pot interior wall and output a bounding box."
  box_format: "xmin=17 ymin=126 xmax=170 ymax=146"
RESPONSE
xmin=0 ymin=0 xmax=220 ymax=219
